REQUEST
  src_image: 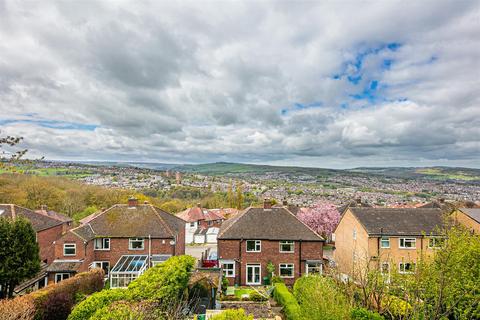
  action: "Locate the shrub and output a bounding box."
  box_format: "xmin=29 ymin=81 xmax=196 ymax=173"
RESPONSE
xmin=273 ymin=283 xmax=301 ymax=320
xmin=382 ymin=295 xmax=412 ymax=319
xmin=271 ymin=275 xmax=284 ymax=284
xmin=210 ymin=309 xmax=254 ymax=320
xmin=127 ymin=255 xmax=196 ymax=302
xmin=249 ymin=291 xmax=268 ymax=302
xmin=293 ymin=276 xmax=351 ymax=320
xmin=89 ymin=301 xmax=145 ymax=320
xmin=350 ymin=307 xmax=385 ymax=320
xmin=67 ymin=289 xmax=128 ymax=320
xmin=221 ymin=277 xmax=229 ymax=292
xmin=0 ymin=295 xmax=36 ymax=320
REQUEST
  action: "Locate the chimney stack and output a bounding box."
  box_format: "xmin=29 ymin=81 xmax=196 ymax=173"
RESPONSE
xmin=128 ymin=197 xmax=138 ymax=207
xmin=282 ymin=199 xmax=288 ymax=206
xmin=264 ymin=198 xmax=272 ymax=209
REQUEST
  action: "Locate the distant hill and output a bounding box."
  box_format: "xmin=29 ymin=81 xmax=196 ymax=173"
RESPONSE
xmin=172 ymin=162 xmax=480 ymax=182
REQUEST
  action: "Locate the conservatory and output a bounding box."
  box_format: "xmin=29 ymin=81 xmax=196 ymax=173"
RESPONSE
xmin=110 ymin=255 xmax=148 ymax=288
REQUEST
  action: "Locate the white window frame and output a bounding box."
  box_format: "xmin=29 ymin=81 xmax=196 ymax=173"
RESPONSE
xmin=399 ymin=262 xmax=416 ymax=274
xmin=428 ymin=237 xmax=444 ymax=249
xmin=306 ymin=262 xmax=322 ymax=275
xmin=246 ymin=264 xmax=261 ymax=285
xmin=399 ymin=238 xmax=416 ymax=249
xmin=279 ymin=263 xmax=294 ymax=278
xmin=91 ymin=261 xmax=110 ymax=276
xmin=380 ymin=237 xmax=390 ymax=248
xmin=246 ymin=240 xmax=261 ymax=252
xmin=129 ymin=238 xmax=145 ymax=250
xmin=94 ymin=238 xmax=110 ymax=251
xmin=55 ymin=273 xmax=70 ymax=283
xmin=63 ymin=243 xmax=76 ymax=256
xmin=279 ymin=241 xmax=294 ymax=253
xmin=221 ymin=261 xmax=235 ymax=278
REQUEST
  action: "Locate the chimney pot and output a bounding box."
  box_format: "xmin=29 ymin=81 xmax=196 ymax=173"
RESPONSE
xmin=128 ymin=197 xmax=138 ymax=207
xmin=264 ymin=198 xmax=272 ymax=209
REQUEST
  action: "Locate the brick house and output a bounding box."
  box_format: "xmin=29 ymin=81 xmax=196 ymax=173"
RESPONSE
xmin=333 ymin=207 xmax=445 ymax=279
xmin=0 ymin=204 xmax=70 ymax=264
xmin=48 ymin=198 xmax=185 ymax=287
xmin=452 ymin=208 xmax=480 ymax=234
xmin=177 ymin=204 xmax=226 ymax=243
xmin=217 ymin=200 xmax=324 ymax=286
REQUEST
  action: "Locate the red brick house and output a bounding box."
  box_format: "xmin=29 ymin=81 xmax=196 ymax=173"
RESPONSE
xmin=48 ymin=198 xmax=185 ymax=287
xmin=0 ymin=204 xmax=70 ymax=264
xmin=178 ymin=204 xmax=226 ymax=243
xmin=217 ymin=200 xmax=325 ymax=286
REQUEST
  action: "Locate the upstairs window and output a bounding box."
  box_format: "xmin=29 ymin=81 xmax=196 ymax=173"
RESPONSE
xmin=246 ymin=240 xmax=261 ymax=252
xmin=380 ymin=237 xmax=390 ymax=248
xmin=279 ymin=241 xmax=294 ymax=253
xmin=399 ymin=238 xmax=416 ymax=249
xmin=129 ymin=238 xmax=144 ymax=250
xmin=63 ymin=243 xmax=76 ymax=256
xmin=94 ymin=238 xmax=110 ymax=250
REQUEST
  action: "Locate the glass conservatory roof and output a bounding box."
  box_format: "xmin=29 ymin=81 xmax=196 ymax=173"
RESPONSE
xmin=111 ymin=255 xmax=148 ymax=273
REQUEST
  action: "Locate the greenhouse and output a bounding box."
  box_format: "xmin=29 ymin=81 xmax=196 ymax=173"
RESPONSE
xmin=110 ymin=255 xmax=148 ymax=288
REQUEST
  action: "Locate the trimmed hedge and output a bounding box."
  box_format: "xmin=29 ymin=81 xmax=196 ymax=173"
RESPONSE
xmin=0 ymin=269 xmax=104 ymax=320
xmin=273 ymin=283 xmax=301 ymax=320
xmin=210 ymin=309 xmax=254 ymax=320
xmin=69 ymin=255 xmax=196 ymax=320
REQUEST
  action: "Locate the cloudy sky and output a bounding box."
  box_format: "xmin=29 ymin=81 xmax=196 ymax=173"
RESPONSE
xmin=1 ymin=1 xmax=479 ymax=168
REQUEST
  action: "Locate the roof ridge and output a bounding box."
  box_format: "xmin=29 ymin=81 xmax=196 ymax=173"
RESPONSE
xmin=86 ymin=204 xmax=119 ymax=224
xmin=149 ymin=204 xmax=175 ymax=238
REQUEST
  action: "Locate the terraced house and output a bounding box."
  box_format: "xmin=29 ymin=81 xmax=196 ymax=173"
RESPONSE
xmin=217 ymin=200 xmax=325 ymax=286
xmin=49 ymin=198 xmax=185 ymax=288
xmin=333 ymin=208 xmax=446 ymax=279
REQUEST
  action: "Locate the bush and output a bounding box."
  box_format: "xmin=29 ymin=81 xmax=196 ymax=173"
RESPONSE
xmin=210 ymin=309 xmax=254 ymax=320
xmin=249 ymin=291 xmax=268 ymax=302
xmin=273 ymin=283 xmax=301 ymax=320
xmin=89 ymin=301 xmax=145 ymax=320
xmin=271 ymin=275 xmax=284 ymax=284
xmin=293 ymin=276 xmax=351 ymax=320
xmin=350 ymin=307 xmax=385 ymax=320
xmin=221 ymin=277 xmax=229 ymax=292
xmin=382 ymin=296 xmax=412 ymax=319
xmin=67 ymin=289 xmax=128 ymax=320
xmin=0 ymin=295 xmax=36 ymax=320
xmin=127 ymin=255 xmax=196 ymax=302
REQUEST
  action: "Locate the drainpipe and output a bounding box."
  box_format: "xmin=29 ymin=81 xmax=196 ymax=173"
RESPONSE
xmin=148 ymin=235 xmax=151 ymax=267
xmin=299 ymin=240 xmax=302 ymax=278
xmin=238 ymin=239 xmax=243 ymax=286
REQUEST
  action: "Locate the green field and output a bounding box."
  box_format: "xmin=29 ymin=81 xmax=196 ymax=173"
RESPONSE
xmin=0 ymin=166 xmax=92 ymax=179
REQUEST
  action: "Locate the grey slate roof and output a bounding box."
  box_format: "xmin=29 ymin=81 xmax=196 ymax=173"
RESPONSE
xmin=459 ymin=208 xmax=480 ymax=224
xmin=73 ymin=204 xmax=185 ymax=241
xmin=348 ymin=207 xmax=445 ymax=236
xmin=0 ymin=204 xmax=63 ymax=232
xmin=218 ymin=207 xmax=324 ymax=241
xmin=46 ymin=260 xmax=83 ymax=272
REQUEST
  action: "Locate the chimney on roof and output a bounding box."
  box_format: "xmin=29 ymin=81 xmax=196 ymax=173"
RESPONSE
xmin=128 ymin=197 xmax=138 ymax=207
xmin=282 ymin=199 xmax=288 ymax=206
xmin=264 ymin=199 xmax=272 ymax=209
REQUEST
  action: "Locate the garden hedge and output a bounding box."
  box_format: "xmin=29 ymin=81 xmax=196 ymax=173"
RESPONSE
xmin=273 ymin=283 xmax=301 ymax=320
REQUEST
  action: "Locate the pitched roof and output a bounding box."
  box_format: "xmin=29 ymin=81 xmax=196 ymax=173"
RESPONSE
xmin=459 ymin=208 xmax=480 ymax=224
xmin=71 ymin=204 xmax=184 ymax=241
xmin=348 ymin=207 xmax=445 ymax=236
xmin=0 ymin=204 xmax=63 ymax=232
xmin=46 ymin=260 xmax=83 ymax=272
xmin=218 ymin=207 xmax=324 ymax=241
xmin=35 ymin=209 xmax=73 ymax=223
xmin=177 ymin=206 xmax=225 ymax=222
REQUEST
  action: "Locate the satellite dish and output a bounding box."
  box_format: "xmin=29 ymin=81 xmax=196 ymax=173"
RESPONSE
xmin=169 ymin=240 xmax=176 ymax=245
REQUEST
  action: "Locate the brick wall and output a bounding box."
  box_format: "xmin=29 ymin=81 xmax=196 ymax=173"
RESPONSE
xmin=218 ymin=239 xmax=323 ymax=286
xmin=37 ymin=224 xmax=65 ymax=264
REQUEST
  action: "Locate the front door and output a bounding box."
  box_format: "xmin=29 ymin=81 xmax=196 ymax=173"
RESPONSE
xmin=246 ymin=264 xmax=261 ymax=285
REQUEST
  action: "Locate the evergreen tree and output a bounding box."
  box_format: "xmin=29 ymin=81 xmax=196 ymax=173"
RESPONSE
xmin=0 ymin=217 xmax=40 ymax=298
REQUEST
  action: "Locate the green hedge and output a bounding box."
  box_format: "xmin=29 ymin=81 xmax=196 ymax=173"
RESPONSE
xmin=68 ymin=255 xmax=196 ymax=320
xmin=273 ymin=283 xmax=301 ymax=320
xmin=350 ymin=307 xmax=385 ymax=320
xmin=210 ymin=309 xmax=254 ymax=320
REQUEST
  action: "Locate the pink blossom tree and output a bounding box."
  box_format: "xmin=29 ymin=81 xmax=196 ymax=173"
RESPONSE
xmin=297 ymin=201 xmax=341 ymax=241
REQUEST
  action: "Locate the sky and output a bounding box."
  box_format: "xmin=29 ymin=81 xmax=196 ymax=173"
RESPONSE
xmin=0 ymin=0 xmax=479 ymax=169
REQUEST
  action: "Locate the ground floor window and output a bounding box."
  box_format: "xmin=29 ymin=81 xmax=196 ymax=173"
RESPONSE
xmin=55 ymin=273 xmax=70 ymax=283
xmin=110 ymin=273 xmax=140 ymax=288
xmin=306 ymin=261 xmax=322 ymax=275
xmin=246 ymin=264 xmax=261 ymax=285
xmin=221 ymin=261 xmax=235 ymax=277
xmin=399 ymin=262 xmax=416 ymax=274
xmin=91 ymin=261 xmax=110 ymax=276
xmin=279 ymin=263 xmax=294 ymax=278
